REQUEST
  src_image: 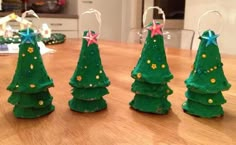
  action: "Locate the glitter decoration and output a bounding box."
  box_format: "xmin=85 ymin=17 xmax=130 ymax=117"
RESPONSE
xmin=201 ymin=30 xmax=219 ymax=47
xmin=76 ymin=76 xmax=82 ymax=81
xmin=30 ymin=84 xmax=36 ymax=88
xmin=69 ymin=30 xmax=110 ymax=113
xmin=38 ymin=100 xmax=44 ymax=106
xmin=202 ymin=54 xmax=207 ymax=58
xmin=7 ymin=27 xmax=55 ymax=118
xmin=208 ymin=99 xmax=213 ymax=104
xmin=210 ymin=78 xmax=216 ymax=83
xmin=182 ymin=29 xmax=231 ymax=118
xmin=30 ymin=64 xmax=34 ymax=69
xmin=27 ymin=47 xmax=34 ymax=53
xmin=151 ymin=64 xmax=157 ymax=69
xmin=83 ymin=30 xmax=98 ymax=47
xmin=137 ymin=73 xmax=142 ymax=79
xmin=166 ymin=89 xmax=170 ymax=93
xmin=130 ymin=19 xmax=173 ymax=114
xmin=146 ymin=20 xmax=163 ymax=37
xmin=19 ymin=28 xmax=36 ymax=44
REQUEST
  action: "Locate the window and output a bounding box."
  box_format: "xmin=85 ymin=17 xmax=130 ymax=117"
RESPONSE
xmin=153 ymin=0 xmax=185 ymax=19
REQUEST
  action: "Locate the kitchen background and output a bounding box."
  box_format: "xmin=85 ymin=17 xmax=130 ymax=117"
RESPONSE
xmin=0 ymin=0 xmax=236 ymax=54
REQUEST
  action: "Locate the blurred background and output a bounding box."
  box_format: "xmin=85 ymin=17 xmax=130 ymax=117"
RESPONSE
xmin=0 ymin=0 xmax=236 ymax=54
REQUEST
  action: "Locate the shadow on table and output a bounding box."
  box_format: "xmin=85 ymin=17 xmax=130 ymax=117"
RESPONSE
xmin=130 ymin=108 xmax=188 ymax=145
xmin=192 ymin=109 xmax=236 ymax=142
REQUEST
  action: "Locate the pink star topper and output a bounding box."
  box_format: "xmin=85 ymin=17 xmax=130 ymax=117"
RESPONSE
xmin=83 ymin=30 xmax=98 ymax=47
xmin=146 ymin=20 xmax=163 ymax=38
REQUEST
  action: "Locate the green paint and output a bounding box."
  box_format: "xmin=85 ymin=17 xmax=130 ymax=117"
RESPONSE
xmin=7 ymin=28 xmax=55 ymax=118
xmin=129 ymin=22 xmax=173 ymax=114
xmin=69 ymin=30 xmax=110 ymax=112
xmin=183 ymin=30 xmax=231 ymax=118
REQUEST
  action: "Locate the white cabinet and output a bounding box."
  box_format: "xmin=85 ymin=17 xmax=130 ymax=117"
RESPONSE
xmin=2 ymin=17 xmax=79 ymax=38
xmin=0 ymin=0 xmax=79 ymax=38
xmin=43 ymin=18 xmax=79 ymax=38
xmin=28 ymin=17 xmax=79 ymax=38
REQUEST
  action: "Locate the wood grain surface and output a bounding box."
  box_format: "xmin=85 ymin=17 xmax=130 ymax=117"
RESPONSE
xmin=0 ymin=39 xmax=235 ymax=145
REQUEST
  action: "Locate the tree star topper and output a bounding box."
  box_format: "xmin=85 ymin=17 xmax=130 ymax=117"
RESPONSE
xmin=19 ymin=28 xmax=36 ymax=44
xmin=146 ymin=20 xmax=163 ymax=38
xmin=83 ymin=30 xmax=98 ymax=47
xmin=201 ymin=30 xmax=219 ymax=47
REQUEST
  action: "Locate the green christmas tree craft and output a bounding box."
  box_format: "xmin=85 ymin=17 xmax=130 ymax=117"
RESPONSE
xmin=69 ymin=30 xmax=110 ymax=112
xmin=182 ymin=30 xmax=231 ymax=118
xmin=7 ymin=28 xmax=55 ymax=118
xmin=129 ymin=20 xmax=173 ymax=114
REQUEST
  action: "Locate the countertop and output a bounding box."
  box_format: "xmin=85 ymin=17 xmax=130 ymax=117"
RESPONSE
xmin=0 ymin=39 xmax=235 ymax=145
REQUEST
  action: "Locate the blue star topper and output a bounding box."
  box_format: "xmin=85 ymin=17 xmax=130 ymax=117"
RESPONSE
xmin=201 ymin=30 xmax=219 ymax=47
xmin=19 ymin=28 xmax=36 ymax=44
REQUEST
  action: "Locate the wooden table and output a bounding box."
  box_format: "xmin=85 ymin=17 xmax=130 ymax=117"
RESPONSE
xmin=0 ymin=39 xmax=236 ymax=145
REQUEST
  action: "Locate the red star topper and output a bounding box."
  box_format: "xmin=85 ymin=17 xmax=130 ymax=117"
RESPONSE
xmin=83 ymin=30 xmax=98 ymax=47
xmin=146 ymin=20 xmax=163 ymax=38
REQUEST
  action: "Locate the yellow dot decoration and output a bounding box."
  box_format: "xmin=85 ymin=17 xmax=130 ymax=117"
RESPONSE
xmin=16 ymin=85 xmax=19 ymax=88
xmin=166 ymin=89 xmax=170 ymax=94
xmin=84 ymin=66 xmax=87 ymax=69
xmin=202 ymin=54 xmax=207 ymax=58
xmin=137 ymin=73 xmax=142 ymax=79
xmin=99 ymin=70 xmax=103 ymax=74
xmin=208 ymin=99 xmax=213 ymax=104
xmin=30 ymin=84 xmax=36 ymax=88
xmin=151 ymin=64 xmax=157 ymax=69
xmin=147 ymin=60 xmax=151 ymax=64
xmin=210 ymin=68 xmax=214 ymax=71
xmin=30 ymin=64 xmax=34 ymax=69
xmin=76 ymin=76 xmax=82 ymax=81
xmin=161 ymin=64 xmax=166 ymax=68
xmin=22 ymin=53 xmax=25 ymax=57
xmin=153 ymin=39 xmax=157 ymax=42
xmin=96 ymin=75 xmax=100 ymax=79
xmin=89 ymin=84 xmax=93 ymax=87
xmin=210 ymin=78 xmax=216 ymax=83
xmin=34 ymin=57 xmax=37 ymax=59
xmin=214 ymin=66 xmax=217 ymax=69
xmin=38 ymin=100 xmax=44 ymax=106
xmin=27 ymin=47 xmax=34 ymax=53
xmin=207 ymin=70 xmax=210 ymax=73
